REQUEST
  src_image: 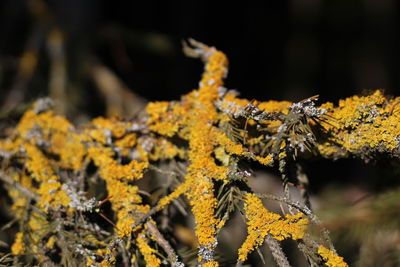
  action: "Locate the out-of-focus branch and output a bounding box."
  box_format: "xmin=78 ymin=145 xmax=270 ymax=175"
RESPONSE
xmin=145 ymin=221 xmax=183 ymax=267
xmin=2 ymin=0 xmax=52 ymax=112
xmin=1 ymin=24 xmax=47 ymax=112
xmin=89 ymin=58 xmax=147 ymax=118
xmin=47 ymin=28 xmax=67 ymax=115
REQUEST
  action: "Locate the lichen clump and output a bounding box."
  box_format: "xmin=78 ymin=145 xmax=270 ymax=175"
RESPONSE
xmin=4 ymin=40 xmax=400 ymax=266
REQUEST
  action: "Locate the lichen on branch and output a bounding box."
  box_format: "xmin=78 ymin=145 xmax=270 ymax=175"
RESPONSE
xmin=4 ymin=39 xmax=399 ymax=266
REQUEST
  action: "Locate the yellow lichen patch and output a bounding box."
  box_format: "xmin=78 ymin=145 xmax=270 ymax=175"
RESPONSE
xmin=238 ymin=193 xmax=308 ymax=262
xmin=318 ymin=90 xmax=400 ymax=158
xmin=88 ymin=146 xmax=148 ymax=181
xmin=214 ymin=146 xmax=230 ymax=166
xmin=148 ymin=121 xmax=179 ymax=137
xmin=110 ymin=182 xmax=149 ymax=237
xmin=149 ymin=138 xmax=185 ymax=160
xmin=258 ymin=100 xmax=292 ymax=114
xmin=99 ymin=247 xmax=116 ymax=267
xmin=187 ymin=121 xmax=227 ymax=181
xmin=203 ymin=260 xmax=219 ymax=267
xmin=92 ymin=117 xmax=127 ymax=138
xmin=11 ymin=232 xmax=25 ymax=255
xmin=318 ymin=245 xmax=348 ymax=267
xmin=37 ymin=180 xmax=71 ymax=209
xmin=116 ymin=210 xmax=137 ymax=238
xmin=255 ymin=154 xmax=274 ymax=166
xmin=157 ymin=181 xmax=190 ymax=211
xmin=0 ymin=138 xmax=23 ymax=155
xmin=115 ymin=133 xmax=136 ymax=149
xmin=50 ymin=132 xmax=86 ymax=170
xmin=86 ymin=127 xmax=150 ymax=239
xmin=100 ymin=158 xmax=148 ymax=181
xmin=45 ymin=236 xmax=56 ymax=249
xmin=215 ymin=130 xmax=244 ymax=155
xmin=146 ymin=101 xmax=182 ymax=137
xmin=146 ymin=101 xmax=170 ymax=122
xmin=16 ymin=110 xmax=71 ymax=140
xmin=24 ymin=144 xmax=55 ymax=182
xmin=86 ymin=128 xmax=109 ymax=144
xmin=136 ymin=231 xmax=161 ymax=267
xmin=329 ymin=90 xmax=386 ymax=130
xmin=186 ymin=173 xmax=220 ymax=246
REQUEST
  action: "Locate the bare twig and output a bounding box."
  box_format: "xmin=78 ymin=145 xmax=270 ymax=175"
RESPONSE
xmin=146 ymin=220 xmax=184 ymax=267
xmin=88 ymin=57 xmax=147 ymax=117
xmin=47 ymin=28 xmax=67 ymax=115
xmin=265 ymin=235 xmax=292 ymax=267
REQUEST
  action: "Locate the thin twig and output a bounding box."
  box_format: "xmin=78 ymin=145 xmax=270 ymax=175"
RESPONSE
xmin=265 ymin=235 xmax=292 ymax=267
xmin=146 ymin=220 xmax=184 ymax=267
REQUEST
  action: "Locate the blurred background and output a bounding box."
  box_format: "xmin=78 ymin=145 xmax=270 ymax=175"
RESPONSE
xmin=0 ymin=0 xmax=400 ymax=266
xmin=1 ymin=0 xmax=399 ymax=114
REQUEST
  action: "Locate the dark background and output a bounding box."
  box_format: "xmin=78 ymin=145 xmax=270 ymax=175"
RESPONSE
xmin=0 ymin=0 xmax=398 ymax=104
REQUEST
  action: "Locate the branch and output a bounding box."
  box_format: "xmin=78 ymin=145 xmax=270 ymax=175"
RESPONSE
xmin=145 ymin=220 xmax=184 ymax=267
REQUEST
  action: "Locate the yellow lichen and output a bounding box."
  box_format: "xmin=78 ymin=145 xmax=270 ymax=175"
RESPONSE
xmin=37 ymin=180 xmax=71 ymax=209
xmin=11 ymin=232 xmax=25 ymax=255
xmin=45 ymin=236 xmax=56 ymax=249
xmin=157 ymin=181 xmax=189 ymax=211
xmin=136 ymin=231 xmax=161 ymax=267
xmin=318 ymin=245 xmax=348 ymax=267
xmin=238 ymin=193 xmax=308 ymax=262
xmin=149 ymin=138 xmax=185 ymax=160
xmin=318 ymin=90 xmax=400 ymax=158
xmin=203 ymin=260 xmax=219 ymax=267
xmin=258 ymin=100 xmax=292 ymax=114
xmin=255 ymin=154 xmax=274 ymax=166
xmin=6 ymin=40 xmax=396 ymax=266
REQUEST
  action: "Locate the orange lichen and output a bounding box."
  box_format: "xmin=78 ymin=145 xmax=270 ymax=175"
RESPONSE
xmin=258 ymin=100 xmax=292 ymax=114
xmin=202 ymin=261 xmax=219 ymax=267
xmin=318 ymin=90 xmax=400 ymax=158
xmin=50 ymin=132 xmax=86 ymax=170
xmin=255 ymin=154 xmax=274 ymax=166
xmin=37 ymin=180 xmax=71 ymax=209
xmin=215 ymin=130 xmax=245 ymax=155
xmin=92 ymin=117 xmax=127 ymax=138
xmin=136 ymin=231 xmax=161 ymax=267
xmin=24 ymin=144 xmax=55 ymax=182
xmin=8 ymin=40 xmax=400 ymax=266
xmin=88 ymin=146 xmax=148 ymax=181
xmin=11 ymin=232 xmax=25 ymax=255
xmin=157 ymin=181 xmax=190 ymax=211
xmin=318 ymin=245 xmax=348 ymax=267
xmin=238 ymin=193 xmax=308 ymax=262
xmin=146 ymin=101 xmax=181 ymax=137
xmin=149 ymin=138 xmax=185 ymax=160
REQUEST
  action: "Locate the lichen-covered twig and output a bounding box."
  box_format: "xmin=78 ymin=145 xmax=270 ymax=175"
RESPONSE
xmin=5 ymin=39 xmax=398 ymax=266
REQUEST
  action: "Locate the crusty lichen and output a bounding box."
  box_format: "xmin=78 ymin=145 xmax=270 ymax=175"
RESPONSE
xmin=4 ymin=40 xmax=396 ymax=266
xmin=318 ymin=90 xmax=400 ymax=160
xmin=318 ymin=245 xmax=348 ymax=267
xmin=238 ymin=193 xmax=308 ymax=262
